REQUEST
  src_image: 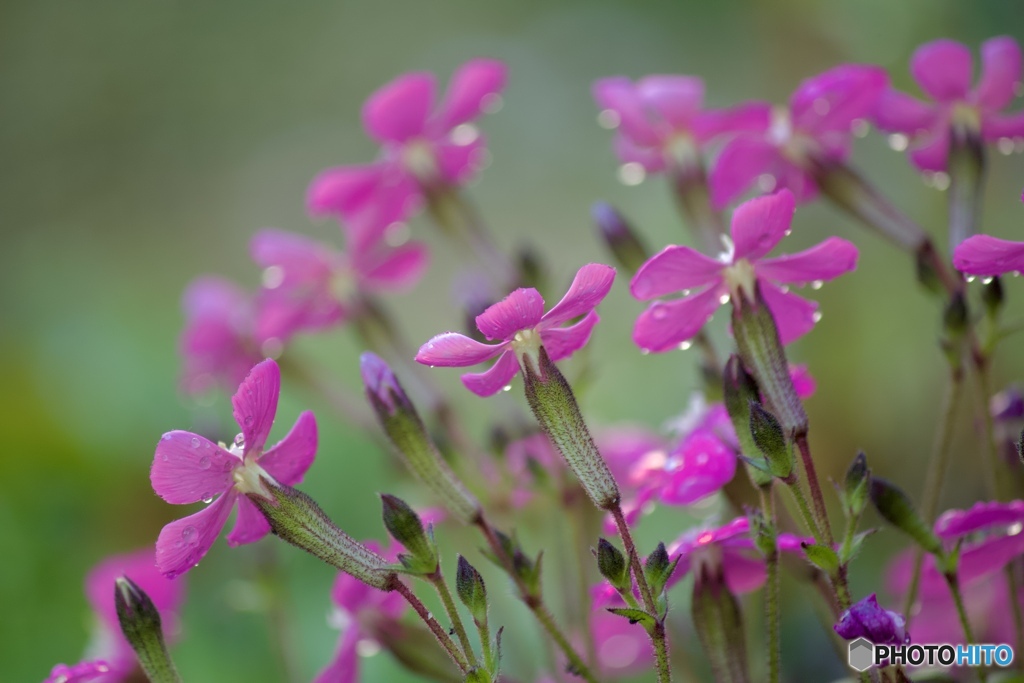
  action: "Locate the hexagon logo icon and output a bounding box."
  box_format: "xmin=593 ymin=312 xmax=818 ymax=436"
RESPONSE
xmin=848 ymin=637 xmax=874 ymax=672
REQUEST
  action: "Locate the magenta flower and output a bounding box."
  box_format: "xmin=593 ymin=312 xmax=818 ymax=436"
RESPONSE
xmin=630 ymin=190 xmax=858 ymax=352
xmin=251 ymin=229 xmax=428 ymax=344
xmin=667 ymin=517 xmax=809 ymax=594
xmin=416 ymin=264 xmax=616 ymax=396
xmin=711 ymin=65 xmax=887 ymax=207
xmin=45 ymin=549 xmax=185 ymax=683
xmin=315 ymin=541 xmax=406 ymax=683
xmin=874 ymin=37 xmax=1024 ymax=171
xmin=307 ymin=59 xmax=506 ymax=244
xmin=179 ymin=276 xmax=262 ymax=396
xmin=834 ymin=593 xmax=909 ymax=645
xmin=592 ymin=75 xmax=766 ymax=173
xmin=151 ymin=359 xmax=318 ymax=579
xmin=933 ymin=500 xmax=1024 ymax=584
xmin=954 ymin=234 xmax=1024 ymax=277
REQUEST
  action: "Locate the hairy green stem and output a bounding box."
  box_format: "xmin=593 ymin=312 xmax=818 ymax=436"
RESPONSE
xmin=429 ymin=571 xmax=479 ymax=669
xmin=794 ymin=435 xmax=833 ymax=547
xmin=395 ymin=580 xmax=471 ymax=673
xmin=759 ymin=488 xmax=781 ymax=683
xmin=972 ymin=356 xmax=1003 ymax=500
xmin=944 ymin=572 xmax=987 ymax=683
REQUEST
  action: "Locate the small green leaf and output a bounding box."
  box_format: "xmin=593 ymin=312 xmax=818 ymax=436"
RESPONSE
xmin=801 ymin=542 xmax=840 ymax=574
xmin=607 ymin=607 xmax=656 ymax=631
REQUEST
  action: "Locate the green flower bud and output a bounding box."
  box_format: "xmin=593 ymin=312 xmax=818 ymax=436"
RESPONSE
xmin=869 ymin=477 xmax=942 ymax=555
xmin=380 ymin=494 xmax=438 ymax=576
xmin=643 ymin=542 xmax=679 ymax=599
xmin=455 ymin=555 xmax=488 ymax=626
xmin=592 ymin=202 xmax=649 ymax=274
xmin=749 ymin=401 xmax=793 ymax=480
xmin=114 ymin=577 xmax=182 ymax=683
xmin=723 ymin=356 xmax=773 ymax=488
xmin=982 ymin=275 xmax=1004 ymax=316
xmin=843 ymin=451 xmax=870 ymax=518
xmin=691 ymin=562 xmax=751 ymax=683
xmin=595 ymin=538 xmax=630 ymax=594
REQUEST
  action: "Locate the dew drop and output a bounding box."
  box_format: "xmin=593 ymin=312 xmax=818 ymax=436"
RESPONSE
xmin=810 ymin=280 xmax=824 ymax=290
xmin=502 ymin=385 xmax=512 ymax=392
xmin=678 ymin=341 xmax=692 ymax=351
xmin=812 ymin=311 xmax=823 ymax=323
xmin=966 ymin=275 xmax=977 ymax=283
xmin=202 ymin=495 xmax=214 ymax=504
xmin=262 ymin=266 xmax=284 ymax=289
xmin=190 ymin=437 xmax=200 ymax=448
xmin=982 ymin=276 xmax=994 ymax=285
xmin=481 ymin=93 xmax=504 ymax=114
xmin=199 ymin=456 xmax=211 ymax=470
xmin=234 ymin=433 xmax=245 ymax=446
xmin=718 ymin=294 xmax=730 ymax=305
xmin=450 ymin=123 xmax=480 ymax=146
xmin=640 ymin=348 xmax=651 ymax=356
xmin=851 ymin=119 xmax=869 ymax=138
xmin=756 ymin=173 xmax=777 ymax=193
xmin=779 ymin=285 xmax=790 ymax=294
xmin=887 ymin=134 xmax=909 ymax=151
xmin=617 ymin=162 xmax=646 ymax=186
xmin=998 ymin=137 xmax=1016 ymax=155
xmin=244 ymin=415 xmax=254 ymax=426
xmin=182 ymin=526 xmax=198 ymax=544
xmin=597 ymin=109 xmax=620 ymax=129
xmin=162 ymin=453 xmax=169 ymax=462
xmin=784 ymin=229 xmax=792 ymax=237
xmin=651 ymin=306 xmax=668 ymax=320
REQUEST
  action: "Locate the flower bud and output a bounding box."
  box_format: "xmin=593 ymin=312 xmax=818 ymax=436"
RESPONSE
xmin=868 ymin=477 xmax=942 ymax=555
xmin=595 ymin=538 xmax=630 ymax=594
xmin=644 ymin=542 xmax=677 ymax=599
xmin=361 ymin=353 xmax=481 ymax=524
xmin=723 ymin=356 xmax=773 ymax=488
xmin=691 ymin=562 xmax=751 ymax=683
xmin=516 ymin=246 xmax=547 ymax=292
xmin=834 ymin=593 xmax=909 ymax=645
xmin=380 ymin=494 xmax=438 ymax=575
xmin=843 ymin=452 xmax=870 ymax=518
xmin=592 ymin=202 xmax=649 ymax=274
xmin=749 ymin=401 xmax=793 ymax=480
xmin=114 ymin=577 xmax=181 ymax=683
xmin=982 ymin=276 xmax=1004 ymax=317
xmin=483 ymin=530 xmax=543 ymax=599
xmin=456 ymin=555 xmax=488 ymax=626
xmin=521 ymin=346 xmax=620 ymax=510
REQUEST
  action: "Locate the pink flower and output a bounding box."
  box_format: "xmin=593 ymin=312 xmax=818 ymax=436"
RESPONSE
xmin=314 ymin=541 xmax=406 ymax=683
xmin=954 ymin=235 xmax=1024 ymax=277
xmin=151 ymin=359 xmax=318 ymax=578
xmin=668 ymin=517 xmax=809 ymax=594
xmin=874 ymin=37 xmax=1024 ymax=171
xmin=44 ymin=549 xmax=185 ymax=683
xmin=416 ymin=264 xmax=616 ymax=396
xmin=179 ymin=277 xmax=263 ymax=396
xmin=251 ymin=229 xmax=428 ymax=344
xmin=711 ymin=65 xmax=888 ymax=207
xmin=630 ymin=190 xmax=858 ymax=352
xmin=834 ymin=593 xmax=908 ymax=645
xmin=588 ymin=583 xmax=653 ymax=676
xmin=592 ymin=75 xmax=766 ymax=173
xmin=307 ymin=59 xmax=506 ymax=246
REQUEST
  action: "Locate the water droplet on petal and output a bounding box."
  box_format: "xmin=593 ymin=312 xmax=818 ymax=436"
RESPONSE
xmin=810 ymin=280 xmax=824 ymax=290
xmin=597 ymin=109 xmax=620 ymax=129
xmin=182 ymin=526 xmax=198 ymax=544
xmin=234 ymin=433 xmax=245 ymax=446
xmin=199 ymin=456 xmax=211 ymax=469
xmin=851 ymin=119 xmax=869 ymax=138
xmin=812 ymin=311 xmax=823 ymax=323
xmin=262 ymin=266 xmax=285 ymax=289
xmin=202 ymin=495 xmax=214 ymax=504
xmin=887 ymin=133 xmax=909 ymax=151
xmin=190 ymin=437 xmax=200 ymax=448
xmin=982 ymin=276 xmax=994 ymax=285
xmin=998 ymin=137 xmax=1016 ymax=155
xmin=617 ymin=162 xmax=646 ymax=186
xmin=966 ymin=275 xmax=976 ymax=283
xmin=502 ymin=385 xmax=512 ymax=392
xmin=718 ymin=294 xmax=730 ymax=305
xmin=678 ymin=341 xmax=692 ymax=351
xmin=244 ymin=415 xmax=254 ymax=426
xmin=651 ymin=306 xmax=668 ymax=320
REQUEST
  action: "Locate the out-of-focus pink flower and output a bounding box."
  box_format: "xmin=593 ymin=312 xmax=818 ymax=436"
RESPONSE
xmin=874 ymin=37 xmax=1024 ymax=171
xmin=179 ymin=277 xmax=263 ymax=396
xmin=314 ymin=541 xmax=406 ymax=683
xmin=954 ymin=234 xmax=1024 ymax=277
xmin=631 ymin=190 xmax=858 ymax=352
xmin=416 ymin=264 xmax=615 ymax=396
xmin=44 ymin=549 xmax=185 ymax=683
xmin=668 ymin=517 xmax=809 ymax=594
xmin=307 ymin=60 xmax=506 ymax=247
xmin=588 ymin=583 xmax=653 ymax=676
xmin=834 ymin=593 xmax=909 ymax=645
xmin=592 ymin=75 xmax=766 ymax=173
xmin=151 ymin=359 xmax=317 ymax=578
xmin=711 ymin=65 xmax=888 ymax=207
xmin=251 ymin=229 xmax=428 ymax=344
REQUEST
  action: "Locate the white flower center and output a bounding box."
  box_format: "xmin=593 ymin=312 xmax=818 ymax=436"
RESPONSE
xmin=401 ymin=139 xmax=439 ymax=183
xmin=722 ymin=258 xmax=757 ymax=303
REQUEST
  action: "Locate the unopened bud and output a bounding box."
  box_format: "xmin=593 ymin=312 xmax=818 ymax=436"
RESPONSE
xmin=380 ymin=494 xmax=437 ymax=575
xmin=361 ymin=353 xmax=481 ymax=524
xmin=595 ymin=538 xmax=630 ymax=593
xmin=592 ymin=202 xmax=649 ymax=274
xmin=723 ymin=356 xmax=773 ymax=488
xmin=843 ymin=452 xmax=870 ymax=518
xmin=644 ymin=542 xmax=678 ymax=599
xmin=691 ymin=562 xmax=751 ymax=683
xmin=516 ymin=246 xmax=547 ymax=292
xmin=868 ymin=477 xmax=942 ymax=555
xmin=114 ymin=577 xmax=181 ymax=683
xmin=749 ymin=401 xmax=793 ymax=480
xmin=456 ymin=555 xmax=488 ymax=626
xmin=982 ymin=276 xmax=1004 ymax=316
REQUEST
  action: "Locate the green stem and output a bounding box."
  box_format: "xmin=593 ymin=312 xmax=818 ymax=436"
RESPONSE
xmin=566 ymin=497 xmax=598 ymax=669
xmin=944 ymin=572 xmax=987 ymax=683
xmin=794 ymin=435 xmax=833 ymax=547
xmin=429 ymin=570 xmax=479 ymax=669
xmin=477 ymin=616 xmax=493 ymax=675
xmin=783 ymin=478 xmax=824 ymax=541
xmin=394 ymin=580 xmax=471 ymax=673
xmin=668 ymin=157 xmax=725 ymax=253
xmin=256 ymin=545 xmax=301 ymax=683
xmin=972 ymin=355 xmax=1002 ymax=500
xmin=759 ymin=488 xmax=781 ymax=683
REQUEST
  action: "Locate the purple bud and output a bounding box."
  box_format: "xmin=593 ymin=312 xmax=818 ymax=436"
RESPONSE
xmin=360 ymin=352 xmax=411 ymax=416
xmin=834 ymin=593 xmax=909 ymax=646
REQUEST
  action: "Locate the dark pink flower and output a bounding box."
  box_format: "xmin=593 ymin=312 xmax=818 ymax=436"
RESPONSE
xmin=711 ymin=65 xmax=888 ymax=207
xmin=630 ymin=190 xmax=858 ymax=352
xmin=251 ymin=229 xmax=428 ymax=344
xmin=834 ymin=593 xmax=908 ymax=645
xmin=151 ymin=359 xmax=317 ymax=578
xmin=874 ymin=37 xmax=1024 ymax=171
xmin=307 ymin=59 xmax=506 ymax=244
xmin=953 ymin=234 xmax=1024 ymax=277
xmin=179 ymin=277 xmax=262 ymax=396
xmin=314 ymin=541 xmax=406 ymax=683
xmin=45 ymin=549 xmax=185 ymax=683
xmin=667 ymin=517 xmax=809 ymax=594
xmin=416 ymin=264 xmax=616 ymax=396
xmin=592 ymin=75 xmax=766 ymax=173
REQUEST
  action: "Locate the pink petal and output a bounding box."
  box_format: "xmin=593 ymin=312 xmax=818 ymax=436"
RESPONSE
xmin=306 ymin=165 xmax=385 ymax=218
xmin=44 ymin=661 xmax=118 ymax=683
xmin=356 ymin=241 xmax=429 ymax=291
xmin=540 ymin=311 xmax=599 ymax=362
xmin=255 ymin=292 xmax=345 ymax=345
xmin=935 ymin=500 xmax=1024 ymax=539
xmin=476 ymin=288 xmax=545 ymax=340
xmin=612 ymin=134 xmax=666 ymax=172
xmin=435 ymin=59 xmax=507 ymax=130
xmin=692 ymin=101 xmax=771 ymax=143
xmin=343 ymin=166 xmax=421 ymax=252
xmin=251 ymin=229 xmax=336 ymax=273
xmin=709 ymin=135 xmax=780 ymax=209
xmin=461 ymin=349 xmax=520 ymax=397
xmin=658 ymin=430 xmax=736 ymax=505
xmin=231 ymin=359 xmax=281 ymax=455
xmin=632 ymin=286 xmax=723 ymax=353
xmin=756 ymin=237 xmax=859 ymax=285
xmin=759 ymin=281 xmax=819 ymax=345
xmin=592 ymin=77 xmax=660 ymax=146
xmin=974 ymin=37 xmax=1022 ymax=110
xmin=911 ymin=39 xmax=973 ymax=103
xmin=362 ymin=72 xmax=436 ymax=143
xmin=155 ymin=491 xmax=236 ymax=579
xmin=791 ymin=65 xmax=889 ymax=134
xmin=85 ymin=549 xmax=184 ymax=635
xmin=630 ymin=245 xmax=723 ymax=300
xmin=314 ymin=625 xmax=361 ymax=683
xmin=226 ymin=495 xmax=272 ymax=547
xmin=434 ymin=136 xmax=487 ymax=184
xmin=151 ymin=431 xmax=235 ymax=505
xmin=260 ymin=411 xmax=318 ymax=486
xmin=541 ymin=264 xmax=616 ymax=327
xmin=953 ymin=234 xmax=1024 ymax=276
xmin=982 ymin=111 xmax=1024 ymax=140
xmin=730 ymin=189 xmax=796 ymax=261
xmin=908 ymin=130 xmax=951 ymax=171
xmin=959 ymin=533 xmax=1024 ymax=585
xmin=789 ymin=364 xmax=817 ymax=399
xmin=722 ymin=551 xmax=769 ymax=594
xmin=636 ymin=75 xmax=704 ymax=129
xmin=416 ymin=332 xmax=505 ymax=367
xmin=872 ymin=89 xmax=939 ymax=134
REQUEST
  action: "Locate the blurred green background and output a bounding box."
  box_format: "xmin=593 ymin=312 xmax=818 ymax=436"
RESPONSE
xmin=3 ymin=0 xmax=1024 ymax=681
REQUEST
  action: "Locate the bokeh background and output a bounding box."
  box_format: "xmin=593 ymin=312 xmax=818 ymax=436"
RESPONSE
xmin=3 ymin=0 xmax=1024 ymax=680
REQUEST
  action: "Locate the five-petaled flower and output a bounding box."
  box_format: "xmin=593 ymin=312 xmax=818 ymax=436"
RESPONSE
xmin=834 ymin=593 xmax=909 ymax=645
xmin=874 ymin=37 xmax=1024 ymax=171
xmin=711 ymin=65 xmax=888 ymax=207
xmin=415 ymin=263 xmax=616 ymax=396
xmin=307 ymin=59 xmax=506 ymax=247
xmin=151 ymin=358 xmax=318 ymax=579
xmin=630 ymin=189 xmax=858 ymax=352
